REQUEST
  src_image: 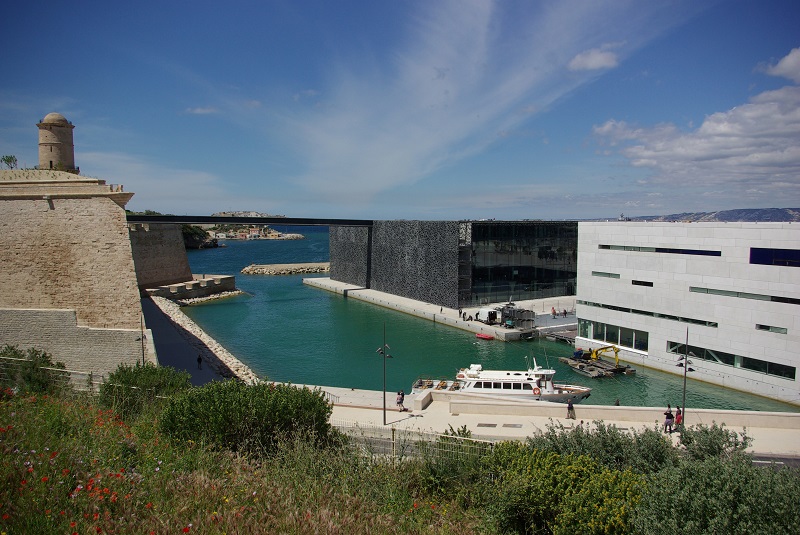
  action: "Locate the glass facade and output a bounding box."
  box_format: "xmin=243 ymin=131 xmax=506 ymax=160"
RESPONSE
xmin=667 ymin=341 xmax=796 ymax=380
xmin=460 ymin=221 xmax=577 ymax=306
xmin=578 ymin=319 xmax=649 ymax=352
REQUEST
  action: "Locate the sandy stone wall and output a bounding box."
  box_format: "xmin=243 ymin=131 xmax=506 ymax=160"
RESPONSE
xmin=0 ymin=309 xmax=149 ymax=375
xmin=0 ymin=196 xmax=141 ymax=329
xmin=129 ymin=223 xmax=193 ymax=289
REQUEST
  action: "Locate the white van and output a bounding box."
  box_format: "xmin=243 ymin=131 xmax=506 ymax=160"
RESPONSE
xmin=476 ymin=307 xmax=501 ymax=325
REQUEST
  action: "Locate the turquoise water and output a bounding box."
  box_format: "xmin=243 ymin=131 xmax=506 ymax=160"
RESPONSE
xmin=184 ymin=230 xmax=797 ymax=412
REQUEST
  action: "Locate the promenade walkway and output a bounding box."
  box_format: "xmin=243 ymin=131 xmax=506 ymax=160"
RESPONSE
xmin=317 ymin=385 xmax=800 ymax=459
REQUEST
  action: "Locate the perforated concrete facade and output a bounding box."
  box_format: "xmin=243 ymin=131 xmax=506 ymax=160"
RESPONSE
xmin=330 ymin=221 xmax=460 ymax=308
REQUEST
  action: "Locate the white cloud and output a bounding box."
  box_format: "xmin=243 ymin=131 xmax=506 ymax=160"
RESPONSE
xmin=568 ymin=46 xmax=619 ymax=71
xmin=764 ymin=47 xmax=800 ymax=83
xmin=77 ymin=151 xmax=269 ymax=215
xmin=593 ymin=49 xmax=800 ymax=208
xmin=185 ymin=107 xmax=218 ymax=115
xmin=267 ymin=2 xmax=683 ymax=203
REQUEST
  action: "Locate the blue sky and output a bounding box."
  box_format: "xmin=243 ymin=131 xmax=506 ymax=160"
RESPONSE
xmin=2 ymin=0 xmax=799 ymax=220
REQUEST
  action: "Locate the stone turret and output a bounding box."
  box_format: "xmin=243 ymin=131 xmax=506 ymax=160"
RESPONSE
xmin=37 ymin=112 xmax=79 ymax=174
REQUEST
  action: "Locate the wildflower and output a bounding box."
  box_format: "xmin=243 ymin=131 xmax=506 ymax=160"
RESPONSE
xmin=41 ymin=476 xmax=49 ymax=482
xmin=145 ymin=502 xmax=153 ymax=509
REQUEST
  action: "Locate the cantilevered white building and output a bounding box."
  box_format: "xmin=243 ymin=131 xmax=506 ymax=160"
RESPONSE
xmin=575 ymin=222 xmax=799 ymax=406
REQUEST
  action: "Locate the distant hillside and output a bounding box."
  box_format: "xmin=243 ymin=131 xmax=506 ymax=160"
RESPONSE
xmin=212 ymin=211 xmax=286 ymax=218
xmin=628 ymin=208 xmax=800 ymax=222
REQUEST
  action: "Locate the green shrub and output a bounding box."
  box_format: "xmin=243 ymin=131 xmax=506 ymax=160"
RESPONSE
xmin=482 ymin=441 xmax=644 ymax=534
xmin=159 ymin=380 xmax=333 ymax=456
xmin=678 ymin=422 xmax=752 ymax=460
xmin=416 ymin=424 xmax=492 ymax=498
xmin=633 ymin=456 xmax=800 ymax=535
xmin=0 ymin=345 xmax=68 ymax=394
xmin=526 ymin=420 xmax=679 ymax=474
xmin=99 ymin=362 xmax=191 ymax=419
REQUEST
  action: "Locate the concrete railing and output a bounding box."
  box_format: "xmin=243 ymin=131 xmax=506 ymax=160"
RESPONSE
xmin=446 ymin=397 xmax=800 ymax=430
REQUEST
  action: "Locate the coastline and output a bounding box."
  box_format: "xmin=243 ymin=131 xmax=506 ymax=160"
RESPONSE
xmin=149 ymin=295 xmax=260 ymax=384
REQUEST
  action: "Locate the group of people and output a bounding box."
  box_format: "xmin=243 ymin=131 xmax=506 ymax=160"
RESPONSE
xmin=663 ymin=404 xmax=684 ymax=433
xmin=551 ymin=307 xmax=568 ymax=319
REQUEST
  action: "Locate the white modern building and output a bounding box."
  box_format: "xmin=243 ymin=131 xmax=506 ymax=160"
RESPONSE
xmin=575 ymin=222 xmax=799 ymax=406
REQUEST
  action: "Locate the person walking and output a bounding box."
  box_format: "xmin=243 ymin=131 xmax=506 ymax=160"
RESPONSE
xmin=566 ymin=398 xmax=576 ymax=419
xmin=663 ymin=404 xmax=674 ymax=433
xmin=396 ymin=390 xmax=406 ymax=412
xmin=551 ymin=307 xmax=557 ymax=319
xmin=197 ymin=354 xmax=203 ymax=370
xmin=675 ymin=406 xmax=683 ymax=431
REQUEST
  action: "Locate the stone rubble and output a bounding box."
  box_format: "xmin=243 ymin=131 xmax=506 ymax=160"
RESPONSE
xmin=241 ymin=263 xmax=330 ymax=275
xmin=149 ymin=295 xmax=260 ymax=385
xmin=172 ymin=289 xmax=245 ymax=306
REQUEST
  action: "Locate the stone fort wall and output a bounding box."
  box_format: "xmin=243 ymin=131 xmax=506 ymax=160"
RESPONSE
xmin=0 ymin=196 xmax=141 ymax=329
xmin=129 ymin=223 xmax=193 ymax=289
xmin=0 ymin=191 xmax=147 ymax=374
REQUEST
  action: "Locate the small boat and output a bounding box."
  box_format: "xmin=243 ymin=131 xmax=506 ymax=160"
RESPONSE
xmin=558 ymin=345 xmax=636 ymax=378
xmin=412 ymin=358 xmax=591 ymax=404
xmin=476 ymin=333 xmax=494 ymax=340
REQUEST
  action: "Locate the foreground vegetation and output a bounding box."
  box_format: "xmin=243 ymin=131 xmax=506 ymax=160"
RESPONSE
xmin=1 ymin=346 xmax=799 ymax=534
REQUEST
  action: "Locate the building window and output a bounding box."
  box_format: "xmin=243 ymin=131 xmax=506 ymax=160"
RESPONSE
xmin=667 ymin=341 xmax=795 ymax=380
xmin=578 ymin=318 xmax=648 ymax=352
xmin=750 ymin=248 xmax=800 ymax=267
xmin=756 ymin=324 xmax=788 ymax=334
xmin=599 ymin=244 xmax=721 ymax=256
xmin=632 ymin=280 xmax=653 ymax=287
xmin=578 ymin=300 xmax=718 ymax=328
xmin=592 ymin=271 xmax=620 ymax=279
xmin=690 ymin=286 xmax=800 ymax=306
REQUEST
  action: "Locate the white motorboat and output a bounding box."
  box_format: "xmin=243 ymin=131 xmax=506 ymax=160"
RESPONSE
xmin=412 ymin=358 xmax=591 ymax=404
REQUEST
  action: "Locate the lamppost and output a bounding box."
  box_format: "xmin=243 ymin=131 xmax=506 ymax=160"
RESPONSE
xmin=676 ymin=329 xmax=695 ymax=427
xmin=375 ymin=322 xmax=393 ymax=425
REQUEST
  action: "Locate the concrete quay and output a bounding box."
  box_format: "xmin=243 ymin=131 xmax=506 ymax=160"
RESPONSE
xmin=319 ymin=385 xmax=800 ymax=459
xmin=303 ymin=277 xmax=579 ymax=341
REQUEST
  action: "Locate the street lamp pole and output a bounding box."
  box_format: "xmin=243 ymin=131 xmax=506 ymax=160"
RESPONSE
xmin=677 ymin=328 xmax=695 ymax=427
xmin=376 ymin=322 xmax=392 ymax=426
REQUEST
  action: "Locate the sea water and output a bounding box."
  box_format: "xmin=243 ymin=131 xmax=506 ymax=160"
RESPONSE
xmin=183 ymin=229 xmax=797 ymax=412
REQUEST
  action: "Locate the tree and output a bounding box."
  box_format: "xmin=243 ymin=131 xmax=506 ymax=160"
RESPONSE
xmin=1 ymin=155 xmax=18 ymax=169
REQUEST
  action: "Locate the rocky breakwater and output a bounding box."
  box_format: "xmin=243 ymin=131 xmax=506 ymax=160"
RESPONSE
xmin=241 ymin=262 xmax=330 ymax=275
xmin=149 ymin=296 xmax=260 ymax=384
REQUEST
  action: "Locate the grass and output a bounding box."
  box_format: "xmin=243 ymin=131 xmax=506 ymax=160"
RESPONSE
xmin=3 ymin=375 xmax=799 ymax=534
xmin=0 ymin=388 xmax=482 ymax=534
